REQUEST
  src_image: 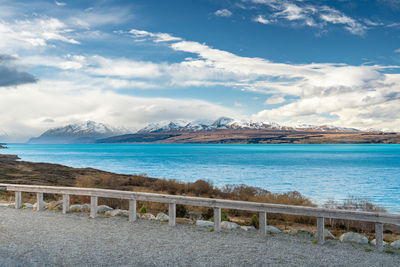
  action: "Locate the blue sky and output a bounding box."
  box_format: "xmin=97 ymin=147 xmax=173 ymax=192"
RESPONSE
xmin=1 ymin=0 xmax=400 ymax=141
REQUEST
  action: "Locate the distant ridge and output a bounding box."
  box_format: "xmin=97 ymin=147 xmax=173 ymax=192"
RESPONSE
xmin=136 ymin=117 xmax=360 ymax=133
xmin=95 ymin=117 xmax=398 ymax=144
xmin=29 ymin=121 xmax=129 ymax=144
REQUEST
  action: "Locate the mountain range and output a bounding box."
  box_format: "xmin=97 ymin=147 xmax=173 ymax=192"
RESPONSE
xmin=136 ymin=117 xmax=359 ymax=133
xmin=24 ymin=118 xmax=400 ymax=144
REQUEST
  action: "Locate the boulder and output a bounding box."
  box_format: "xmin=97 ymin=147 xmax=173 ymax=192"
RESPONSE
xmin=325 ymin=230 xmax=336 ymax=240
xmin=81 ymin=203 xmax=91 ymax=212
xmin=287 ymin=229 xmax=314 ymax=238
xmin=105 ymin=209 xmax=129 ymax=217
xmin=22 ymin=203 xmax=34 ymax=209
xmin=390 ymin=240 xmax=400 ymax=249
xmin=69 ymin=205 xmax=83 ymax=212
xmin=221 ymin=221 xmax=240 ymax=230
xmin=339 ymin=232 xmax=368 ymax=245
xmin=370 ymin=239 xmax=387 ymax=246
xmin=195 ymin=220 xmax=214 ymax=228
xmin=97 ymin=205 xmax=113 ymax=214
xmin=185 ymin=211 xmax=203 ymax=221
xmin=140 ymin=213 xmax=156 ymax=220
xmin=45 ymin=200 xmax=63 ymax=211
xmin=241 ymin=226 xmax=256 ymax=232
xmin=156 ymin=213 xmax=169 ymax=222
xmin=266 ymin=226 xmax=281 ymax=234
xmin=0 ymin=203 xmax=12 ymax=208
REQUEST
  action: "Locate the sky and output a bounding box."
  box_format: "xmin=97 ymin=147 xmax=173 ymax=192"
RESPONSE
xmin=1 ymin=0 xmax=400 ymax=141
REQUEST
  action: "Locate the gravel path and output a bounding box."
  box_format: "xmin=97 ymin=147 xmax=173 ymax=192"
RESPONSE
xmin=0 ymin=207 xmax=399 ymax=266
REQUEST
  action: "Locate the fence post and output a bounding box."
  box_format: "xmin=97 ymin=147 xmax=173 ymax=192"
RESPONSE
xmin=259 ymin=211 xmax=267 ymax=236
xmin=129 ymin=199 xmax=137 ymax=222
xmin=317 ymin=217 xmax=325 ymax=244
xmin=214 ymin=207 xmax=221 ymax=232
xmin=15 ymin=191 xmax=21 ymax=209
xmin=375 ymin=222 xmax=383 ymax=251
xmin=37 ymin=193 xmax=44 ymax=211
xmin=90 ymin=196 xmax=98 ymax=218
xmin=169 ymin=203 xmax=176 ymax=226
xmin=62 ymin=194 xmax=70 ymax=214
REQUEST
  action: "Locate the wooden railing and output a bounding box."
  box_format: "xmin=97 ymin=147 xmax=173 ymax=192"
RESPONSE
xmin=1 ymin=183 xmax=399 ymax=251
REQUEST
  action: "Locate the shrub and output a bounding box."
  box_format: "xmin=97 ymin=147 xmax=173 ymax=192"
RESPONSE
xmin=139 ymin=205 xmax=147 ymax=214
xmin=251 ymin=214 xmax=259 ymax=228
xmin=176 ymin=204 xmax=187 ymax=218
xmin=221 ymin=209 xmax=229 ymax=222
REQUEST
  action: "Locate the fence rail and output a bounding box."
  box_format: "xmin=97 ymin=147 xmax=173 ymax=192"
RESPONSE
xmin=1 ymin=183 xmax=399 ymax=251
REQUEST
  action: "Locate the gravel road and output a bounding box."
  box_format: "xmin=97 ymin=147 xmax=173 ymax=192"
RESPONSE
xmin=0 ymin=207 xmax=399 ymax=266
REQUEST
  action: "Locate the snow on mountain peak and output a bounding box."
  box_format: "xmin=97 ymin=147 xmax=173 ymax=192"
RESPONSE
xmin=136 ymin=117 xmax=359 ymax=133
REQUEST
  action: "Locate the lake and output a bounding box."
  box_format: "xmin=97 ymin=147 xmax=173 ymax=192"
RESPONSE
xmin=1 ymin=144 xmax=400 ymax=212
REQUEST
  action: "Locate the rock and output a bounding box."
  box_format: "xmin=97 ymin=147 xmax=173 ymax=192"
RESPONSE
xmin=33 ymin=201 xmax=49 ymax=211
xmin=241 ymin=226 xmax=256 ymax=232
xmin=370 ymin=239 xmax=387 ymax=246
xmin=266 ymin=226 xmax=281 ymax=234
xmin=105 ymin=209 xmax=129 ymax=217
xmin=81 ymin=203 xmax=91 ymax=212
xmin=390 ymin=240 xmax=400 ymax=249
xmin=69 ymin=205 xmax=83 ymax=212
xmin=97 ymin=205 xmax=113 ymax=214
xmin=8 ymin=204 xmax=15 ymax=208
xmin=156 ymin=213 xmax=169 ymax=222
xmin=22 ymin=203 xmax=33 ymax=209
xmin=185 ymin=211 xmax=203 ymax=221
xmin=45 ymin=200 xmax=63 ymax=211
xmin=140 ymin=213 xmax=156 ymax=220
xmin=287 ymin=229 xmax=314 ymax=238
xmin=325 ymin=230 xmax=336 ymax=240
xmin=221 ymin=221 xmax=240 ymax=230
xmin=195 ymin=220 xmax=214 ymax=228
xmin=176 ymin=218 xmax=195 ymax=225
xmin=339 ymin=232 xmax=368 ymax=244
xmin=0 ymin=203 xmax=12 ymax=208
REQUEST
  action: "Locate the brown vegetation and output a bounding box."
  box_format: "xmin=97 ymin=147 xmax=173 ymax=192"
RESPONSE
xmin=98 ymin=130 xmax=400 ymax=144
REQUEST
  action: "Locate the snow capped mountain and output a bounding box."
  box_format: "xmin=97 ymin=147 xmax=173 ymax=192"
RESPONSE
xmin=136 ymin=117 xmax=360 ymax=133
xmin=29 ymin=121 xmax=130 ymax=144
xmin=137 ymin=120 xmax=189 ymax=133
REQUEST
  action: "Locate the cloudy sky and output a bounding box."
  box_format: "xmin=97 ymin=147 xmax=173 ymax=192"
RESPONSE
xmin=1 ymin=0 xmax=400 ymax=141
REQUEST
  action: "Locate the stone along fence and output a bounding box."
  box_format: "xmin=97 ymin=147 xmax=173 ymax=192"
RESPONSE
xmin=1 ymin=183 xmax=399 ymax=251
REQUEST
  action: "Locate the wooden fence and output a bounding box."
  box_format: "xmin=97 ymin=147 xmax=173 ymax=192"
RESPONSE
xmin=1 ymin=183 xmax=399 ymax=251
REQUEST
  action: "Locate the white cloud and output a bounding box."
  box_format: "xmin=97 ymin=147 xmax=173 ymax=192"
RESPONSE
xmin=0 ymin=81 xmax=238 ymax=142
xmin=129 ymin=29 xmax=181 ymax=43
xmin=215 ymin=9 xmax=232 ymax=17
xmin=395 ymin=48 xmax=400 ymax=53
xmin=0 ymin=17 xmax=79 ymax=52
xmin=253 ymin=15 xmax=271 ymax=24
xmin=127 ymin=29 xmax=400 ymax=131
xmin=54 ymin=1 xmax=66 ymax=7
xmin=249 ymin=0 xmax=367 ymax=35
xmin=319 ymin=6 xmax=366 ymax=35
xmin=264 ymin=96 xmax=286 ymax=105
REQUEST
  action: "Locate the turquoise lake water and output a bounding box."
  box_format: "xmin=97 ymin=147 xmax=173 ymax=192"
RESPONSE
xmin=1 ymin=144 xmax=400 ymax=212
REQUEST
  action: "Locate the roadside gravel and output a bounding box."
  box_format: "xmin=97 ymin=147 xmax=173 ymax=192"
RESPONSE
xmin=0 ymin=207 xmax=399 ymax=266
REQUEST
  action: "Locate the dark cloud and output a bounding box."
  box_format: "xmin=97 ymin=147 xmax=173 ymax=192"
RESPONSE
xmin=0 ymin=54 xmax=38 ymax=87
